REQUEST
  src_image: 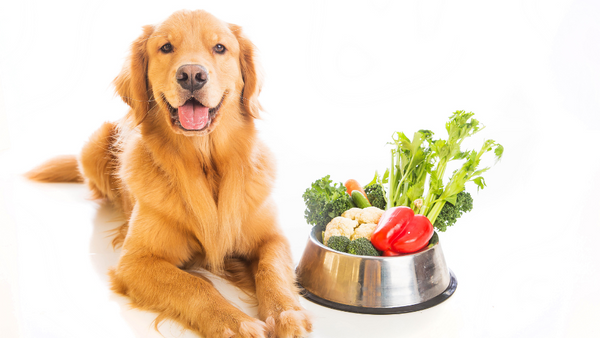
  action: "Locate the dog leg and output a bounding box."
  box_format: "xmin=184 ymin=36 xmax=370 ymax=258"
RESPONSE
xmin=109 ymin=205 xmax=267 ymax=338
xmin=111 ymin=251 xmax=267 ymax=338
xmin=254 ymin=235 xmax=313 ymax=338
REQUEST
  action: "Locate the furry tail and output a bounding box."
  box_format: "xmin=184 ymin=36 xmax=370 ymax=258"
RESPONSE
xmin=25 ymin=155 xmax=83 ymax=183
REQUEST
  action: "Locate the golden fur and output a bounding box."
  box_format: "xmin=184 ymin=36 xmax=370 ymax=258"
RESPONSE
xmin=26 ymin=10 xmax=311 ymax=338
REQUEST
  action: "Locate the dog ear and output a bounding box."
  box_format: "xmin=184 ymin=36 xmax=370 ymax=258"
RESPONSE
xmin=113 ymin=25 xmax=154 ymax=126
xmin=230 ymin=24 xmax=263 ymax=119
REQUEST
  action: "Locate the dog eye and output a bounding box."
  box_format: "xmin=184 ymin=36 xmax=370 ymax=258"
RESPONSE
xmin=160 ymin=43 xmax=173 ymax=54
xmin=213 ymin=44 xmax=226 ymax=54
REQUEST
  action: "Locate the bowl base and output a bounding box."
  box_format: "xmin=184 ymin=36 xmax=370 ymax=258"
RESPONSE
xmin=297 ymin=270 xmax=457 ymax=315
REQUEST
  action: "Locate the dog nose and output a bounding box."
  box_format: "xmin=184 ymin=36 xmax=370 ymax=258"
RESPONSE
xmin=176 ymin=64 xmax=208 ymax=91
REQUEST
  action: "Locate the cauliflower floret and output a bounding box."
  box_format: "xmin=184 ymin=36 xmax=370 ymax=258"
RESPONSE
xmin=323 ymin=217 xmax=358 ymax=245
xmin=351 ymin=223 xmax=378 ymax=241
xmin=357 ymin=207 xmax=385 ymax=224
xmin=341 ymin=208 xmax=362 ymax=221
xmin=342 ymin=207 xmax=385 ymax=224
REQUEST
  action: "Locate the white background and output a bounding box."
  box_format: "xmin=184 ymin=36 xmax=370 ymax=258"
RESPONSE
xmin=1 ymin=0 xmax=599 ymax=337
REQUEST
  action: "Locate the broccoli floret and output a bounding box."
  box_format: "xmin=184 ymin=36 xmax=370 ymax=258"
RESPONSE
xmin=434 ymin=191 xmax=473 ymax=232
xmin=347 ymin=238 xmax=380 ymax=256
xmin=364 ymin=183 xmax=387 ymax=210
xmin=303 ymin=175 xmax=354 ymax=231
xmin=326 ymin=235 xmax=351 ymax=252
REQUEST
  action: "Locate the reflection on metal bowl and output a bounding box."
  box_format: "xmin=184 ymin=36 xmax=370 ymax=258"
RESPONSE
xmin=296 ymin=227 xmax=457 ymax=314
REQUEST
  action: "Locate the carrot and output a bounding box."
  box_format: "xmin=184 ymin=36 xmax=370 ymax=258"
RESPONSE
xmin=344 ymin=179 xmax=369 ymax=202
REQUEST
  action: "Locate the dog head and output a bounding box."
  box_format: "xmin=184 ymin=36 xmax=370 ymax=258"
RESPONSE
xmin=114 ymin=10 xmax=262 ymax=136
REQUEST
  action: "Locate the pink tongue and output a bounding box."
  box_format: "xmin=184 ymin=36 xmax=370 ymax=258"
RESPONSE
xmin=178 ymin=101 xmax=209 ymax=130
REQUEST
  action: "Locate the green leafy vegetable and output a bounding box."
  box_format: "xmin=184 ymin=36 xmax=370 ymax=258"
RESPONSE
xmin=387 ymin=129 xmax=435 ymax=210
xmin=303 ymin=175 xmax=354 ymax=230
xmin=383 ymin=111 xmax=503 ymax=230
xmin=424 ymin=126 xmax=503 ymax=225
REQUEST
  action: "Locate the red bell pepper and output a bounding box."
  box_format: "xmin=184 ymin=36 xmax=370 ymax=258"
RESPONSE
xmin=382 ymin=250 xmax=402 ymax=257
xmin=370 ymin=206 xmax=434 ymax=254
xmin=370 ymin=207 xmax=414 ymax=252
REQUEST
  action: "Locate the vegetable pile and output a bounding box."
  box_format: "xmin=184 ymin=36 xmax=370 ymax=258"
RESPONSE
xmin=302 ymin=111 xmax=503 ymax=257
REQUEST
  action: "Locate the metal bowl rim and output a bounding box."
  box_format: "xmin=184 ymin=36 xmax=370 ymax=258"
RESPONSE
xmin=309 ymin=226 xmax=439 ymax=260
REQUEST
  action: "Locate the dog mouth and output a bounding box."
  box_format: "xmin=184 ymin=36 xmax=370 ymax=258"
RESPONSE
xmin=165 ymin=96 xmax=225 ymax=132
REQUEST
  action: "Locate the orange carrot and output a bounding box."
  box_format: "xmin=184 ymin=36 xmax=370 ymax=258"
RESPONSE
xmin=344 ymin=179 xmax=369 ymax=201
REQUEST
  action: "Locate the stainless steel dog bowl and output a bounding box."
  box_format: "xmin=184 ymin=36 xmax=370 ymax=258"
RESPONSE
xmin=296 ymin=227 xmax=457 ymax=314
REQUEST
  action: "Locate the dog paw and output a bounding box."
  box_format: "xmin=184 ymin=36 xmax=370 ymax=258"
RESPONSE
xmin=201 ymin=315 xmax=265 ymax=338
xmin=265 ymin=309 xmax=312 ymax=338
xmin=218 ymin=319 xmax=266 ymax=338
xmin=240 ymin=320 xmax=268 ymax=338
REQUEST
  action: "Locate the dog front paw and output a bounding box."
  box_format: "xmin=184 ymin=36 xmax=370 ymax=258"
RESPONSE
xmin=214 ymin=318 xmax=266 ymax=338
xmin=264 ymin=308 xmax=312 ymax=338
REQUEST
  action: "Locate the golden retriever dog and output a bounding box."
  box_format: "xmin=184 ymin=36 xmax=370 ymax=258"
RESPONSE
xmin=26 ymin=10 xmax=312 ymax=338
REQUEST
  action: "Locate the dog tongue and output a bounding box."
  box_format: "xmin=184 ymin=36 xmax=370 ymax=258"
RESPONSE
xmin=178 ymin=100 xmax=209 ymax=130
